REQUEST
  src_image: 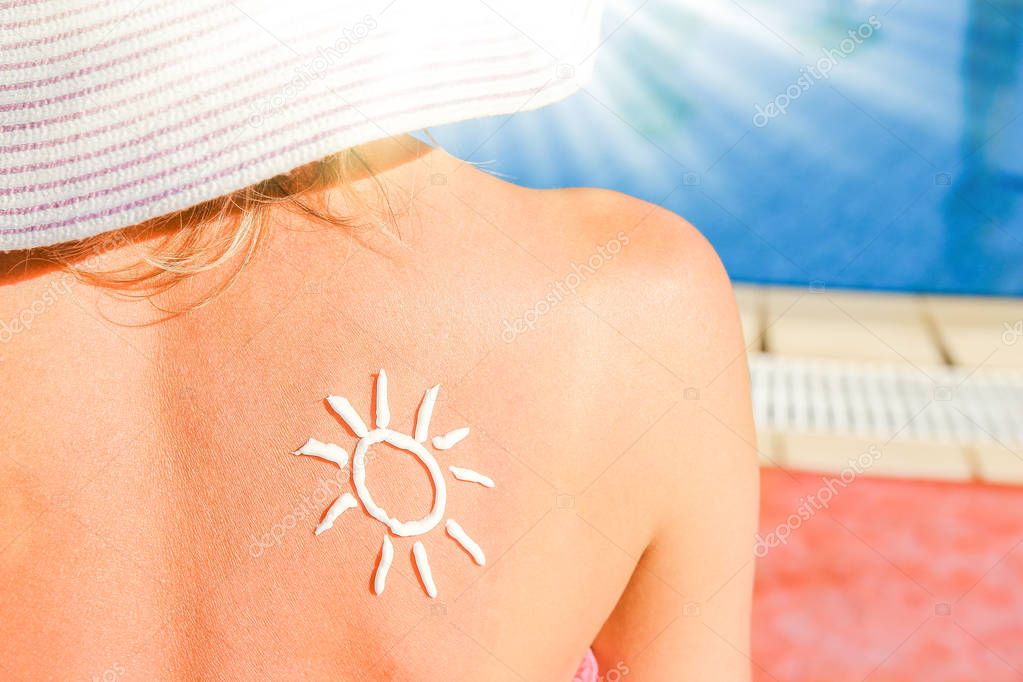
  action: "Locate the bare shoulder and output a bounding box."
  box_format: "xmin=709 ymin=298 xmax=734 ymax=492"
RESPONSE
xmin=522 ymin=188 xmax=758 ymax=678
xmin=479 ymin=180 xmax=756 ymax=508
xmin=441 ymin=172 xmax=754 ymax=483
xmin=523 ymin=185 xmax=747 ymax=381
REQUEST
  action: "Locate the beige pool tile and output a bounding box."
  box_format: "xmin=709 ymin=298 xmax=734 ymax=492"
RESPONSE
xmin=733 ymin=284 xmax=764 ymax=350
xmin=779 ymin=433 xmax=972 ymax=482
xmin=763 ymin=286 xmax=829 ymax=319
xmin=971 ymin=443 xmax=1023 ymax=486
xmin=925 ymin=294 xmax=1023 ymax=369
xmin=765 ymin=286 xmax=927 ymax=321
xmin=756 ymin=430 xmax=783 ymax=468
xmin=739 ymin=309 xmax=763 ymax=350
xmin=924 ymin=295 xmax=1023 ymax=324
xmin=764 ymin=315 xmax=944 ymax=365
xmin=760 ymin=286 xmax=941 ymax=364
xmin=732 ymin=283 xmax=764 ymax=310
xmin=933 ymin=321 xmax=1023 ymax=369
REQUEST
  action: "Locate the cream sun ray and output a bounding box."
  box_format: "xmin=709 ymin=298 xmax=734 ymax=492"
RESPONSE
xmin=375 ymin=369 xmax=390 ymax=428
xmin=315 ymin=493 xmax=358 ymax=535
xmin=448 ymin=466 xmax=494 ymax=488
xmin=415 ymin=384 xmax=440 ymax=443
xmin=446 ymin=519 xmax=486 ymax=566
xmin=327 ymin=395 xmax=368 ymax=437
xmin=412 ymin=541 xmax=437 ymax=598
xmin=292 ymin=437 xmax=349 ymax=468
xmin=432 ymin=426 xmax=470 ymax=450
xmin=374 ymin=535 xmax=394 ymax=595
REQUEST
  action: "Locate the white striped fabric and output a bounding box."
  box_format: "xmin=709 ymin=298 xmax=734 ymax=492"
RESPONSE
xmin=0 ymin=0 xmax=604 ymax=250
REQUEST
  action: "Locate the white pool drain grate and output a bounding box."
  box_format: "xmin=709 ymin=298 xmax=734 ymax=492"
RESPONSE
xmin=749 ymin=354 xmax=1023 ymax=446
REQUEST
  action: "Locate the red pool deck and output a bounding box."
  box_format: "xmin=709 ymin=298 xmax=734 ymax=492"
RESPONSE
xmin=754 ymin=469 xmax=1023 ymax=681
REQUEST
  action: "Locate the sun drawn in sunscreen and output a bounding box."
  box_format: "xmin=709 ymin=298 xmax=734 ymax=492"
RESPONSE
xmin=293 ymin=369 xmax=491 ymax=598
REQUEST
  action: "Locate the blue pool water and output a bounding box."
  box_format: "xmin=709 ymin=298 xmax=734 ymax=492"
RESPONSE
xmin=432 ymin=0 xmax=1023 ymax=296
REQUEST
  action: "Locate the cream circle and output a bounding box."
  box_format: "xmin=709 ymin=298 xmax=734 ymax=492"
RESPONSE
xmin=352 ymin=428 xmax=447 ymax=537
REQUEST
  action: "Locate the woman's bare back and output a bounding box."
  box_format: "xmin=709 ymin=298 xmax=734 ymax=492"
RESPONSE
xmin=0 ymin=142 xmax=757 ymax=681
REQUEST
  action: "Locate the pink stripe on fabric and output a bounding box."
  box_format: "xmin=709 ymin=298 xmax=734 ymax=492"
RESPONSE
xmin=0 ymin=0 xmax=50 ymax=10
xmin=0 ymin=24 xmax=517 ymax=120
xmin=0 ymin=47 xmax=379 ymax=157
xmin=0 ymin=37 xmax=311 ymax=130
xmin=0 ymin=58 xmax=169 ymax=113
xmin=2 ymin=60 xmax=544 ymax=189
xmin=1 ymin=83 xmax=558 ymax=236
xmin=0 ymin=3 xmax=219 ymax=70
xmin=1 ymin=59 xmax=544 ymax=189
xmin=0 ymin=1 xmax=167 ymax=51
xmin=0 ymin=0 xmax=107 ymax=31
xmin=0 ymin=47 xmax=536 ymax=156
xmin=1 ymin=85 xmax=281 ymax=170
xmin=1 ymin=72 xmax=372 ymax=179
xmin=0 ymin=12 xmax=241 ymax=91
xmin=1 ymin=64 xmax=552 ymax=211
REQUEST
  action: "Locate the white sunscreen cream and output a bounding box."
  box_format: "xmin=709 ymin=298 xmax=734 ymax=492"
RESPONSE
xmin=446 ymin=519 xmax=486 ymax=566
xmin=432 ymin=426 xmax=470 ymax=450
xmin=415 ymin=385 xmax=440 ymax=443
xmin=327 ymin=395 xmax=368 ymax=437
xmin=297 ymin=370 xmax=492 ymax=599
xmin=374 ymin=535 xmax=394 ymax=595
xmin=292 ymin=438 xmax=348 ymax=468
xmin=352 ymin=428 xmax=447 ymax=537
xmin=315 ymin=493 xmax=358 ymax=535
xmin=448 ymin=466 xmax=494 ymax=488
xmin=375 ymin=369 xmax=390 ymax=429
xmin=412 ymin=541 xmax=437 ymax=598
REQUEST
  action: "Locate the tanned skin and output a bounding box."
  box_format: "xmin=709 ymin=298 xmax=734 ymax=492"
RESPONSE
xmin=0 ymin=136 xmax=757 ymax=681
